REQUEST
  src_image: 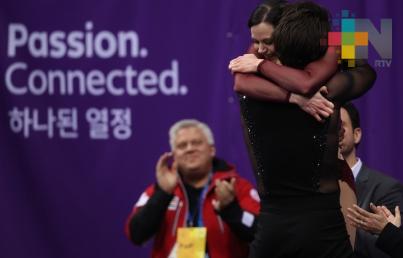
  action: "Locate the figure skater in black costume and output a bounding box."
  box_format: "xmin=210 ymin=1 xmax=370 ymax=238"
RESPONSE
xmin=228 ymin=1 xmax=376 ymax=257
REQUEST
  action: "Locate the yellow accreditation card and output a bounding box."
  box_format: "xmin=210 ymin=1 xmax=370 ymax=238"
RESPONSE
xmin=176 ymin=227 xmax=207 ymax=258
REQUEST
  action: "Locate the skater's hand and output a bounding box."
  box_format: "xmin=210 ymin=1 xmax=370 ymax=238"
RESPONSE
xmin=229 ymin=54 xmax=264 ymax=73
xmin=289 ymin=86 xmax=334 ymax=122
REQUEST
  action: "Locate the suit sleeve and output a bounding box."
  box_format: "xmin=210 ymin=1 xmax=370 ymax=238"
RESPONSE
xmin=125 ymin=184 xmax=174 ymax=245
xmin=373 ymin=180 xmax=403 ymax=212
xmin=376 ymin=223 xmax=403 ymax=258
xmin=218 ymin=177 xmax=260 ymax=242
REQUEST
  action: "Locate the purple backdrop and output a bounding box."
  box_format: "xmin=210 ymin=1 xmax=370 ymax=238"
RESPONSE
xmin=0 ymin=0 xmax=401 ymax=257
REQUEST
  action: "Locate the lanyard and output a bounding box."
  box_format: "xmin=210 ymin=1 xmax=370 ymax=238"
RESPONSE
xmin=187 ymin=175 xmax=211 ymax=227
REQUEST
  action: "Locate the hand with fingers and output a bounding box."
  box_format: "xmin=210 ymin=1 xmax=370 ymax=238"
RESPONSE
xmin=155 ymin=152 xmax=178 ymax=194
xmin=380 ymin=205 xmax=401 ymax=228
xmin=347 ymin=203 xmax=401 ymax=234
xmin=289 ymin=86 xmax=334 ymax=122
xmin=229 ymin=54 xmax=264 ymax=73
xmin=212 ymin=178 xmax=236 ymax=211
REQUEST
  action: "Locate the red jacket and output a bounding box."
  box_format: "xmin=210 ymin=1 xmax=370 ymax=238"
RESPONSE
xmin=125 ymin=160 xmax=260 ymax=258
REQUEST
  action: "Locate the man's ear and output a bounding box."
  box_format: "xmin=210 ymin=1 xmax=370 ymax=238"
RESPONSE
xmin=210 ymin=145 xmax=216 ymax=157
xmin=353 ymin=128 xmax=362 ymax=145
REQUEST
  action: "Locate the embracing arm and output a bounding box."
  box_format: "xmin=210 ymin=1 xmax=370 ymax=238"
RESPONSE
xmin=230 ymin=46 xmax=335 ymax=118
xmin=233 ymin=73 xmax=334 ymax=121
xmin=231 ymin=45 xmax=337 ymax=100
xmin=257 ymin=47 xmax=339 ymax=95
xmin=326 ymin=60 xmax=377 ymax=103
xmin=231 ymin=45 xmax=290 ymax=102
xmin=234 ymin=72 xmax=290 ymax=102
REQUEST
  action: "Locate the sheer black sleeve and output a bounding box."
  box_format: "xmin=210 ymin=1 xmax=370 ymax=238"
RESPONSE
xmin=325 ymin=60 xmax=377 ymax=103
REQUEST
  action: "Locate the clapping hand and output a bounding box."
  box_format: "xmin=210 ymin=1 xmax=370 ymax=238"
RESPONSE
xmin=212 ymin=178 xmax=236 ymax=211
xmin=347 ymin=203 xmax=401 ymax=234
xmin=156 ymin=152 xmax=178 ymax=194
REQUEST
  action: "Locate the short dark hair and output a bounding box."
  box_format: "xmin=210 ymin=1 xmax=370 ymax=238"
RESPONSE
xmin=261 ymin=0 xmax=288 ymax=8
xmin=248 ymin=2 xmax=286 ymax=28
xmin=272 ymin=1 xmax=331 ymax=68
xmin=342 ymin=102 xmax=361 ymax=129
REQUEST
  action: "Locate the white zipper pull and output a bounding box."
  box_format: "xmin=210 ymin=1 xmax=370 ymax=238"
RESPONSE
xmin=216 ymin=214 xmax=224 ymax=233
xmin=172 ymin=201 xmax=183 ymax=236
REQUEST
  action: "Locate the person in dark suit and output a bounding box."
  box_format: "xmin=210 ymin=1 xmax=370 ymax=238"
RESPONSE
xmin=347 ymin=204 xmax=402 ymax=258
xmin=339 ymin=102 xmax=403 ymax=258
